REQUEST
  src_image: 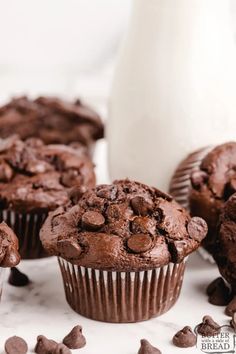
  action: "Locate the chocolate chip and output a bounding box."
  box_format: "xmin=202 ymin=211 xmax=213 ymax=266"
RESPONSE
xmin=63 ymin=325 xmax=86 ymax=349
xmin=197 ymin=316 xmax=221 ymax=336
xmin=127 ymin=234 xmax=152 ymax=253
xmin=60 ymin=170 xmax=82 ymax=188
xmin=5 ymin=336 xmax=28 ymax=354
xmin=131 ymin=217 xmax=155 ymax=235
xmin=137 ymin=339 xmax=162 ymax=354
xmin=57 ymin=239 xmax=82 ymax=259
xmin=68 ymin=186 xmax=87 ymax=204
xmin=81 ymin=211 xmax=105 ymax=230
xmin=8 ymin=267 xmax=30 ymax=287
xmin=35 ymin=335 xmax=58 ymax=354
xmin=54 ymin=343 xmax=71 ymax=354
xmin=0 ymin=162 xmax=13 ymax=182
xmin=230 ymin=313 xmax=236 ymax=330
xmin=172 ymin=326 xmax=197 ymax=348
xmin=130 ymin=196 xmax=152 ymax=216
xmin=206 ymin=277 xmax=232 ymax=306
xmin=96 ymin=185 xmax=117 ymax=200
xmin=226 ymin=297 xmax=236 ymax=316
xmin=191 ymin=170 xmax=208 ymax=188
xmin=187 ymin=217 xmax=208 ymax=242
xmin=107 ymin=204 xmax=122 ymax=221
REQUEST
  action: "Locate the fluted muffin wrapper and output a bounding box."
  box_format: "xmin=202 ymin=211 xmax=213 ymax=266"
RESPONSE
xmin=58 ymin=257 xmax=186 ymax=323
xmin=0 ymin=209 xmax=48 ymax=259
xmin=169 ymin=147 xmax=214 ymax=263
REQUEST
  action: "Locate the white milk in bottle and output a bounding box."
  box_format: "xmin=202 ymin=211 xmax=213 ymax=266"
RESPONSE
xmin=108 ymin=0 xmax=236 ymax=191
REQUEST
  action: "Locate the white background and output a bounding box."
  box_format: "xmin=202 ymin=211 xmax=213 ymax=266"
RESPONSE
xmin=0 ymin=1 xmax=235 ymax=353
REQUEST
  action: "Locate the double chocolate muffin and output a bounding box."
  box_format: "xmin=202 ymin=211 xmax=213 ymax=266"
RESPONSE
xmin=169 ymin=142 xmax=236 ymax=257
xmin=0 ymin=135 xmax=95 ymax=259
xmin=41 ymin=179 xmax=207 ymax=322
xmin=0 ymin=96 xmax=104 ymax=152
xmin=214 ymin=193 xmax=236 ymax=293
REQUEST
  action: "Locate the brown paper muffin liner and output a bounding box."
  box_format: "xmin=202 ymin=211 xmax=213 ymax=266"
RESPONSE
xmin=58 ymin=257 xmax=187 ymax=323
xmin=169 ymin=147 xmax=214 ymax=263
xmin=0 ymin=209 xmax=48 ymax=259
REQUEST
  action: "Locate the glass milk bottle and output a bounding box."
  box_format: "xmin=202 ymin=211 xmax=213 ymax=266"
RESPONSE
xmin=108 ymin=0 xmax=236 ymax=191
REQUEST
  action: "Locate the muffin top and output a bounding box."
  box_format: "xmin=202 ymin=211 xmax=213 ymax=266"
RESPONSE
xmin=214 ymin=193 xmax=236 ymax=292
xmin=0 ymin=136 xmax=95 ymax=213
xmin=0 ymin=96 xmax=104 ymax=147
xmin=40 ymin=179 xmax=207 ymax=271
xmin=0 ymin=221 xmax=20 ymax=267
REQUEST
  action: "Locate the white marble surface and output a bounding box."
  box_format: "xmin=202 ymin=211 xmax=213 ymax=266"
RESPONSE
xmin=0 ymin=141 xmax=230 ymax=354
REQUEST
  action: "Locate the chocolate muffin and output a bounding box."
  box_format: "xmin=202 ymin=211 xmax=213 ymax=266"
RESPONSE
xmin=214 ymin=193 xmax=236 ymax=293
xmin=0 ymin=221 xmax=20 ymax=301
xmin=0 ymin=96 xmax=104 ymax=152
xmin=0 ymin=135 xmax=95 ymax=259
xmin=169 ymin=143 xmax=236 ymax=257
xmin=40 ymin=179 xmax=207 ymax=322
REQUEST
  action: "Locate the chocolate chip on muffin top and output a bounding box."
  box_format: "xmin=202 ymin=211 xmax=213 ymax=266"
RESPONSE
xmin=0 ymin=221 xmax=20 ymax=267
xmin=0 ymin=136 xmax=95 ymax=213
xmin=0 ymin=96 xmax=104 ymax=147
xmin=40 ymin=179 xmax=207 ymax=271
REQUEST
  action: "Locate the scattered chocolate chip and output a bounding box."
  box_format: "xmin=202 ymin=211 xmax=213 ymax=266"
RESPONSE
xmin=187 ymin=217 xmax=208 ymax=242
xmin=63 ymin=325 xmax=86 ymax=349
xmin=57 ymin=239 xmax=82 ymax=259
xmin=172 ymin=326 xmax=197 ymax=348
xmin=206 ymin=277 xmax=232 ymax=306
xmin=226 ymin=296 xmax=236 ymax=317
xmin=8 ymin=267 xmax=30 ymax=287
xmin=191 ymin=170 xmax=208 ymax=188
xmin=197 ymin=316 xmax=221 ymax=336
xmin=230 ymin=313 xmax=236 ymax=330
xmin=127 ymin=234 xmax=152 ymax=253
xmin=54 ymin=343 xmax=71 ymax=354
xmin=81 ymin=211 xmax=105 ymax=230
xmin=130 ymin=196 xmax=152 ymax=216
xmin=137 ymin=339 xmax=162 ymax=354
xmin=35 ymin=335 xmax=58 ymax=354
xmin=5 ymin=336 xmax=28 ymax=354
